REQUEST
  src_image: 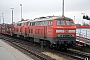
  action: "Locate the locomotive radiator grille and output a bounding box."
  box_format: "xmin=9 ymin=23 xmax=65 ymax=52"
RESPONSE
xmin=58 ymin=34 xmax=74 ymax=37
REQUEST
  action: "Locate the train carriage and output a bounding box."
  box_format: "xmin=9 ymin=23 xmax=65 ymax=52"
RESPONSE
xmin=0 ymin=24 xmax=14 ymax=36
xmin=8 ymin=24 xmax=14 ymax=36
xmin=0 ymin=24 xmax=2 ymax=33
xmin=0 ymin=24 xmax=7 ymax=34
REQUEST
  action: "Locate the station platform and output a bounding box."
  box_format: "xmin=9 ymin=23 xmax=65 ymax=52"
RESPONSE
xmin=76 ymin=37 xmax=90 ymax=46
xmin=0 ymin=39 xmax=33 ymax=60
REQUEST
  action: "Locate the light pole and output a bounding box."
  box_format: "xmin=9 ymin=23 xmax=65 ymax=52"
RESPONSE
xmin=81 ymin=13 xmax=85 ymax=25
xmin=20 ymin=4 xmax=22 ymax=21
xmin=2 ymin=13 xmax=4 ymax=24
xmin=11 ymin=8 xmax=14 ymax=25
xmin=62 ymin=0 xmax=64 ymax=17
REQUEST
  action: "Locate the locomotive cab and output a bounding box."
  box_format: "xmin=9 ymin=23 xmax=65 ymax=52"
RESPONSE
xmin=53 ymin=18 xmax=76 ymax=49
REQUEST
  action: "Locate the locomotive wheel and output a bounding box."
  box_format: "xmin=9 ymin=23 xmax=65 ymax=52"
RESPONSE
xmin=49 ymin=44 xmax=53 ymax=49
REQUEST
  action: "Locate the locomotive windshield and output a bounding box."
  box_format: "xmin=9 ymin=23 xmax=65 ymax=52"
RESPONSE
xmin=66 ymin=20 xmax=74 ymax=26
xmin=57 ymin=20 xmax=74 ymax=26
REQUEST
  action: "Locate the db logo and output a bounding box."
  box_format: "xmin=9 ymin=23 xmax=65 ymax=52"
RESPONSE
xmin=65 ymin=30 xmax=68 ymax=32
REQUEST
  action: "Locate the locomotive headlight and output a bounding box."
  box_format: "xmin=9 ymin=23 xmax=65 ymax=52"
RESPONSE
xmin=70 ymin=34 xmax=74 ymax=37
xmin=69 ymin=30 xmax=75 ymax=33
xmin=58 ymin=34 xmax=63 ymax=37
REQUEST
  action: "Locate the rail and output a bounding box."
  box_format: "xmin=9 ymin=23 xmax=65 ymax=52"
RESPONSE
xmin=0 ymin=35 xmax=54 ymax=60
xmin=0 ymin=34 xmax=90 ymax=60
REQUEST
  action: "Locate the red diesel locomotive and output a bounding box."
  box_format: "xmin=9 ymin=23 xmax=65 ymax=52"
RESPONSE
xmin=14 ymin=20 xmax=28 ymax=38
xmin=0 ymin=16 xmax=76 ymax=49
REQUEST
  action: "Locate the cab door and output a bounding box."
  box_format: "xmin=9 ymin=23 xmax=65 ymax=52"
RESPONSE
xmin=44 ymin=26 xmax=47 ymax=38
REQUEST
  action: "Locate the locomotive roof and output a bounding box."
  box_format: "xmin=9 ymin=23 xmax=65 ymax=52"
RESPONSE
xmin=15 ymin=16 xmax=73 ymax=24
xmin=28 ymin=16 xmax=73 ymax=22
xmin=15 ymin=20 xmax=28 ymax=24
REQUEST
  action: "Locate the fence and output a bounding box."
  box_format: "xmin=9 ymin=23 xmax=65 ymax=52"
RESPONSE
xmin=76 ymin=29 xmax=90 ymax=39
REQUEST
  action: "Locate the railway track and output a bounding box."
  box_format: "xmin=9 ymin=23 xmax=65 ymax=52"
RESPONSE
xmin=0 ymin=35 xmax=55 ymax=60
xmin=0 ymin=34 xmax=90 ymax=60
xmin=48 ymin=48 xmax=90 ymax=60
xmin=62 ymin=49 xmax=90 ymax=60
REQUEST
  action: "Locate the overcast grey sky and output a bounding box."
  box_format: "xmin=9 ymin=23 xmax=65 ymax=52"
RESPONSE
xmin=0 ymin=0 xmax=90 ymax=24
